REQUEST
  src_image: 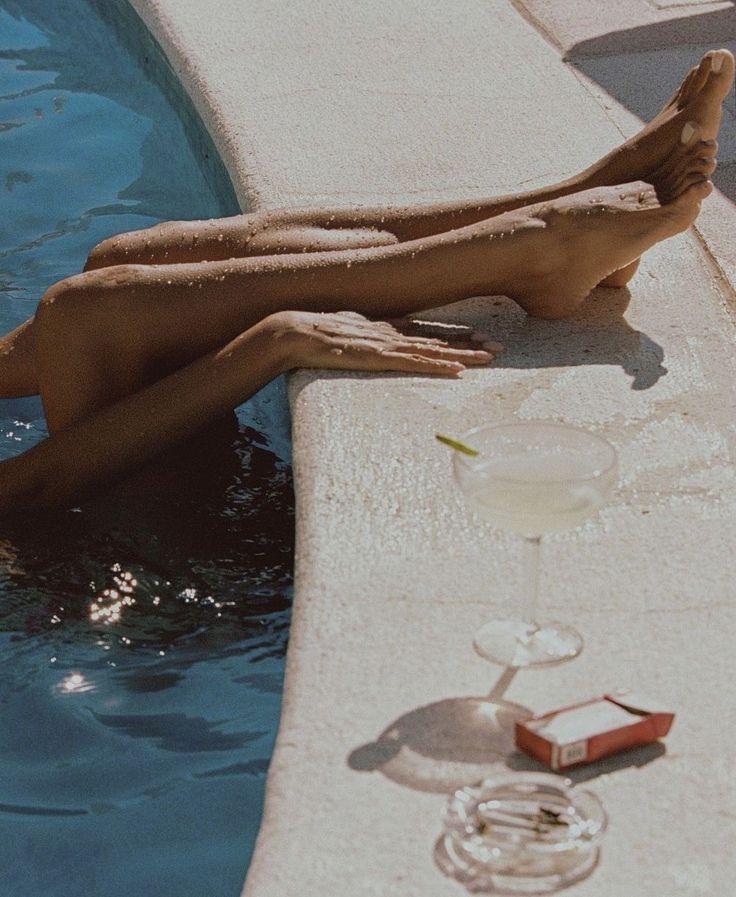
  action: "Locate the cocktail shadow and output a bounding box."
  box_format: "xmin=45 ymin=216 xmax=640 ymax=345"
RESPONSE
xmin=348 ymin=668 xmax=530 ymax=793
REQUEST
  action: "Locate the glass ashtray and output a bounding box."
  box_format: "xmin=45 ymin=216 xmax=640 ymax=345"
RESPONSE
xmin=439 ymin=773 xmax=606 ymax=893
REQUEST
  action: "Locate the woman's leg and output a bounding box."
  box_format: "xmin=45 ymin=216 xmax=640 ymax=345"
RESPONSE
xmin=36 ymin=177 xmax=711 ymax=432
xmin=1 ymin=97 xmax=721 ymax=407
xmin=5 ymin=47 xmax=730 ymax=403
xmin=84 ymin=49 xmax=731 ymax=267
xmin=0 ymin=320 xmax=39 ymax=397
xmin=1 ymin=312 xmax=493 ymax=514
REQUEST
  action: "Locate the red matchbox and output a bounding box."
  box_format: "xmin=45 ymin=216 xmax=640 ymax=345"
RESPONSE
xmin=515 ymin=690 xmax=675 ymax=770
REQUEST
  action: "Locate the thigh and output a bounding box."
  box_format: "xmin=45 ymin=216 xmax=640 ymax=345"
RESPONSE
xmin=85 ymin=209 xmax=399 ymax=269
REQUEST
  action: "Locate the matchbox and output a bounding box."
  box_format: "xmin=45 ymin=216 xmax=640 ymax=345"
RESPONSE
xmin=515 ymin=690 xmax=675 ymax=770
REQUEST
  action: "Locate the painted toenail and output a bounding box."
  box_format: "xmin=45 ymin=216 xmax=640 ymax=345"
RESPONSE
xmin=680 ymin=122 xmax=697 ymax=145
xmin=711 ymin=52 xmax=724 ymax=74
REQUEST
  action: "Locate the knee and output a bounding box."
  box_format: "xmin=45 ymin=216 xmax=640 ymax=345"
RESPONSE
xmin=36 ymin=265 xmax=143 ymax=335
xmin=37 ymin=273 xmax=89 ymax=328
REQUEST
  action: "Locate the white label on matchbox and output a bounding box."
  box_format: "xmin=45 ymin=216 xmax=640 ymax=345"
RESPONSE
xmin=559 ymin=740 xmax=588 ymax=767
xmin=534 ymin=701 xmax=640 ymax=744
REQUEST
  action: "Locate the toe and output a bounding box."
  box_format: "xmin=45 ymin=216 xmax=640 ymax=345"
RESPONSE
xmin=678 ymin=179 xmax=713 ymax=206
xmin=696 ymin=156 xmax=718 ymax=177
xmin=690 ymin=53 xmax=714 ymax=97
xmin=673 ymin=66 xmax=698 ymax=109
xmin=680 ymin=120 xmax=701 ymax=147
xmin=671 ymin=171 xmax=711 ymax=200
xmin=705 ymin=49 xmax=736 ymax=100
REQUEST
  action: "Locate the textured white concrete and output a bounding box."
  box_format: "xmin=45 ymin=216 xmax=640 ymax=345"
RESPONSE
xmin=126 ymin=1 xmax=736 ymax=895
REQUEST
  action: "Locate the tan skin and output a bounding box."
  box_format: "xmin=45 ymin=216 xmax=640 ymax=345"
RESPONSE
xmin=0 ymin=50 xmax=731 ymax=514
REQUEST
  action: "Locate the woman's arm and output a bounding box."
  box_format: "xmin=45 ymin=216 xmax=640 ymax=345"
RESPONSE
xmin=0 ymin=312 xmax=494 ymax=514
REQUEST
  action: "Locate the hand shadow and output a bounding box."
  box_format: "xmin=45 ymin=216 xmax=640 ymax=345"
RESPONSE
xmin=347 ymin=668 xmax=530 ymax=793
xmin=416 ymin=287 xmax=667 ymax=391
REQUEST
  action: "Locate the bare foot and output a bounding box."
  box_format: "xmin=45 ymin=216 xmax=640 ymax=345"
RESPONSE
xmin=597 ymin=121 xmax=717 ymax=288
xmin=504 ymin=180 xmax=712 ymax=319
xmin=598 ymin=258 xmax=640 ymax=289
xmin=589 ymin=49 xmax=734 ymax=189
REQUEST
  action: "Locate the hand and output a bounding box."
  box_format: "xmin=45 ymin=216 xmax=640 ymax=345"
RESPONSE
xmin=265 ymin=311 xmax=502 ymax=377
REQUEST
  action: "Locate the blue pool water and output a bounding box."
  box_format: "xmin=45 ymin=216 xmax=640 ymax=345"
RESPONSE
xmin=0 ymin=2 xmax=292 ymax=895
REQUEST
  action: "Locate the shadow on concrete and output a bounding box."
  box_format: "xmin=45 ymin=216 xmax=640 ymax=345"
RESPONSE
xmin=486 ymin=290 xmax=667 ymax=391
xmin=568 ymin=4 xmax=735 ymax=60
xmin=505 ymin=740 xmax=666 ymax=784
xmin=347 ymin=668 xmax=531 ymax=794
xmin=296 ymin=290 xmax=668 ymax=394
xmin=348 ymin=661 xmax=669 ymax=794
xmin=409 ymin=290 xmax=667 ymax=391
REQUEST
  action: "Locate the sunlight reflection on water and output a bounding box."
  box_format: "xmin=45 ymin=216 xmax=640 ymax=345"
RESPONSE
xmin=0 ymin=3 xmax=292 ymax=896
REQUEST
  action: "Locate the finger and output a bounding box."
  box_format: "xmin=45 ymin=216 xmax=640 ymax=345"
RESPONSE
xmin=348 ymin=323 xmax=465 ymax=348
xmin=469 ymin=332 xmax=505 ymax=352
xmin=385 ymin=318 xmax=473 ymax=338
xmin=331 ymin=311 xmax=369 ymax=321
xmin=310 ymin=321 xmax=404 ymax=343
xmin=376 ymin=351 xmax=467 ymax=376
xmin=389 ymin=320 xmax=504 ymax=351
xmin=392 ymin=344 xmax=494 ymax=364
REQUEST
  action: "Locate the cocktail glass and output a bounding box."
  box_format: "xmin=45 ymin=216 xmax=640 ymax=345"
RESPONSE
xmin=452 ymin=422 xmax=617 ymax=668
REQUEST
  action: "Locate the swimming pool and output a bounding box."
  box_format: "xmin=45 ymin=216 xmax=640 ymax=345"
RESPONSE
xmin=0 ymin=2 xmax=292 ymax=894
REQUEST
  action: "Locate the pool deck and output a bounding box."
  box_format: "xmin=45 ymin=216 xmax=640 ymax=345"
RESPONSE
xmin=129 ymin=2 xmax=735 ymax=894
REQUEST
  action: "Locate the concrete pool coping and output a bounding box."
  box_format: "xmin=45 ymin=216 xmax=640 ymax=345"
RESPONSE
xmin=127 ymin=2 xmax=735 ymax=895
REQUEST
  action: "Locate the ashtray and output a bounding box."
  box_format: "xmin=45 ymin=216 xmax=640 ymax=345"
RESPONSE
xmin=440 ymin=772 xmax=606 ymax=893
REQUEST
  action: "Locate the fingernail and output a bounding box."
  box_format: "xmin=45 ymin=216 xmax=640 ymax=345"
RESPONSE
xmin=680 ymin=122 xmax=697 ymax=145
xmin=470 ymin=331 xmax=497 ymax=342
xmin=711 ymin=52 xmax=724 ymax=74
xmin=482 ymin=340 xmax=504 ymax=352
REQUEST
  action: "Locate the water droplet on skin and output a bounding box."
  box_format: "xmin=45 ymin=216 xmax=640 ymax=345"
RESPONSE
xmin=166 ymin=279 xmax=172 ymax=285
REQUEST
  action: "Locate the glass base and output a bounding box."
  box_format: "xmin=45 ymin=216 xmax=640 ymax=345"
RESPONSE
xmin=473 ymin=620 xmax=583 ymax=668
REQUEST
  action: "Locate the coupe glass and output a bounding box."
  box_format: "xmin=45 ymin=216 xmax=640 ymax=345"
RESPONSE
xmin=453 ymin=422 xmax=617 ymax=668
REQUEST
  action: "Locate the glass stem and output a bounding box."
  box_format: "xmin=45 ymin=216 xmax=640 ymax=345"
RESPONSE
xmin=522 ymin=536 xmax=542 ymax=624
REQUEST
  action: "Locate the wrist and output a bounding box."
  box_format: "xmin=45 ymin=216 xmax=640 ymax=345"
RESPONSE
xmin=251 ymin=312 xmax=309 ymax=374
